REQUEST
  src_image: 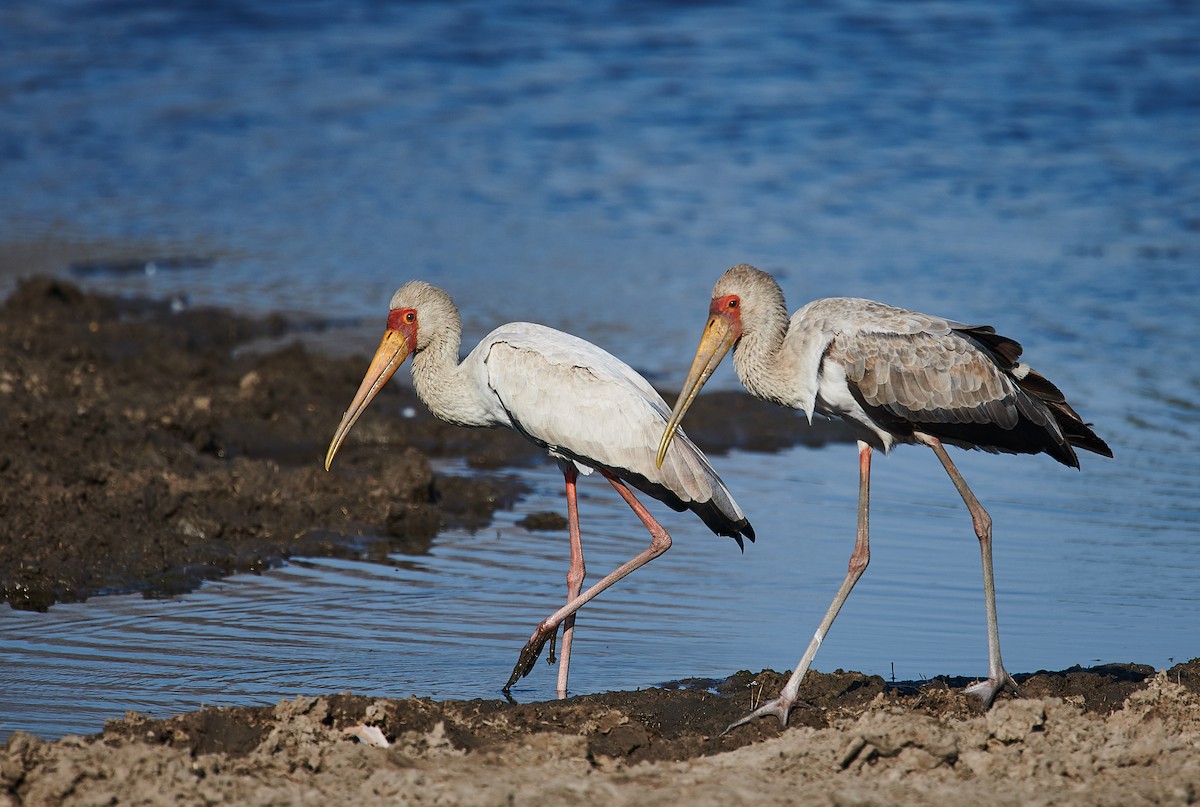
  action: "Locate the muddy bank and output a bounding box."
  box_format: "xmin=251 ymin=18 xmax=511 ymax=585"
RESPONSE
xmin=4 ymin=661 xmax=1199 ymax=805
xmin=3 ymin=277 xmax=1197 ymax=805
xmin=0 ymin=277 xmax=849 ymax=612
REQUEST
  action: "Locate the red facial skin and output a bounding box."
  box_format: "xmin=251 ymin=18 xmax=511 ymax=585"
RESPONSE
xmin=387 ymin=307 xmax=419 ymax=345
xmin=709 ymin=293 xmax=744 ymax=339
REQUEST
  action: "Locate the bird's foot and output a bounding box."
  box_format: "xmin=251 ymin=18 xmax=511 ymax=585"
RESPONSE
xmin=722 ymin=695 xmax=810 ymax=736
xmin=964 ymin=670 xmax=1021 ymax=708
xmin=502 ymin=629 xmax=554 ymax=693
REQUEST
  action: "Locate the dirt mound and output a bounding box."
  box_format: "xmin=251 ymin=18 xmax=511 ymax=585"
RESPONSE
xmin=4 ymin=661 xmax=1198 ymax=805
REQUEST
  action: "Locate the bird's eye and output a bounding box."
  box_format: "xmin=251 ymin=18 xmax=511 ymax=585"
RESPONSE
xmin=728 ymin=298 xmax=739 ymax=309
xmin=404 ymin=312 xmax=415 ymax=323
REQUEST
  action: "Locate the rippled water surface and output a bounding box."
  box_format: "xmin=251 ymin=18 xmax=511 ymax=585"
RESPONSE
xmin=2 ymin=0 xmax=1198 ymax=740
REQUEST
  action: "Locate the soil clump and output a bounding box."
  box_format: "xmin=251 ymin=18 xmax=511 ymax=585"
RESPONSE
xmin=3 ymin=277 xmax=1194 ymax=805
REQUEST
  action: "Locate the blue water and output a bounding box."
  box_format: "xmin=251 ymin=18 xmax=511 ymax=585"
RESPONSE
xmin=1 ymin=0 xmax=1198 ymax=741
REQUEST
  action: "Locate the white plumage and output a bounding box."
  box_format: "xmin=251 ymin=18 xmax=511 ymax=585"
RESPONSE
xmin=326 ymin=280 xmax=753 ymax=698
xmin=480 ymin=324 xmax=742 ymax=521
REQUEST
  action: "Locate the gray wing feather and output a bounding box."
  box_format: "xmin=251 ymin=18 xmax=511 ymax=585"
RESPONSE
xmin=819 ymin=301 xmax=1049 ymax=431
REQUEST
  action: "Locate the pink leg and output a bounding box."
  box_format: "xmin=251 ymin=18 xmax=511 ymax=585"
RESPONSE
xmin=503 ymin=470 xmax=672 ymax=693
xmin=556 ymin=464 xmax=586 ymax=698
xmin=917 ymin=433 xmax=1020 ymax=706
xmin=727 ymin=441 xmax=874 ymax=732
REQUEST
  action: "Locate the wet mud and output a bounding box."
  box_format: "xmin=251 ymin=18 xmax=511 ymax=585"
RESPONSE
xmin=3 ymin=277 xmax=1196 ymax=805
xmin=4 ymin=662 xmax=1198 ymax=805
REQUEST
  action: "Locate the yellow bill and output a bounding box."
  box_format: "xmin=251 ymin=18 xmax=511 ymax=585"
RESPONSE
xmin=324 ymin=329 xmax=412 ymax=470
xmin=655 ymin=312 xmax=740 ymax=467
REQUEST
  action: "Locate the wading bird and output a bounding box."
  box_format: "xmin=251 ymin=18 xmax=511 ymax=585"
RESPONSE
xmin=657 ymin=264 xmax=1111 ymax=731
xmin=326 ymin=280 xmax=754 ymax=697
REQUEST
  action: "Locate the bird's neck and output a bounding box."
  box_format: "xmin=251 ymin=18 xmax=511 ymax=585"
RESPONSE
xmin=733 ymin=297 xmax=794 ymax=407
xmin=410 ymin=329 xmax=489 ymax=427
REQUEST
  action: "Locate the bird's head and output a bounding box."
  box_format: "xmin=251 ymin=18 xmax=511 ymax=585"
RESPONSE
xmin=323 ymin=310 xmax=415 ymax=471
xmin=325 ymin=280 xmax=457 ymax=471
xmin=655 ymin=266 xmax=752 ymax=468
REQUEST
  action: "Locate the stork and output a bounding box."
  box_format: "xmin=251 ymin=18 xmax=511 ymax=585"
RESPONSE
xmin=657 ymin=263 xmax=1111 ymax=730
xmin=326 ymin=280 xmax=754 ymax=697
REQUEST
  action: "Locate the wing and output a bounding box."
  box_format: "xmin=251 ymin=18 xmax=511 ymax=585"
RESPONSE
xmin=479 ymin=323 xmax=753 ymax=542
xmin=816 ymin=299 xmax=1086 ymax=463
xmin=777 ymin=297 xmax=974 ymax=418
xmin=830 ymin=331 xmax=1037 ymax=429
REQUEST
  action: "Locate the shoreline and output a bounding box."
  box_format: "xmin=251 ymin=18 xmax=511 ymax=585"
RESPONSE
xmin=3 ymin=273 xmax=1197 ymax=804
xmin=4 ymin=662 xmax=1198 ymax=805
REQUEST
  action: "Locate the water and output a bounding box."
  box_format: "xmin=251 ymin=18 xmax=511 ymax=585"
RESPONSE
xmin=2 ymin=0 xmax=1198 ymax=741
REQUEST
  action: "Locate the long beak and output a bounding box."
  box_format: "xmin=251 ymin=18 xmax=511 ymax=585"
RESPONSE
xmin=655 ymin=313 xmax=739 ymax=468
xmin=324 ymin=329 xmax=412 ymax=470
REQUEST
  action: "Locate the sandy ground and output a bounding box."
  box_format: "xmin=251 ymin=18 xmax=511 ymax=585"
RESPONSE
xmin=2 ymin=275 xmax=1198 ymax=805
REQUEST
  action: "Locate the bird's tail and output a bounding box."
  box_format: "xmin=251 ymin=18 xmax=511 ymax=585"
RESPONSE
xmin=1016 ymin=368 xmax=1113 ymax=464
xmin=961 ymin=326 xmax=1112 ymax=465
